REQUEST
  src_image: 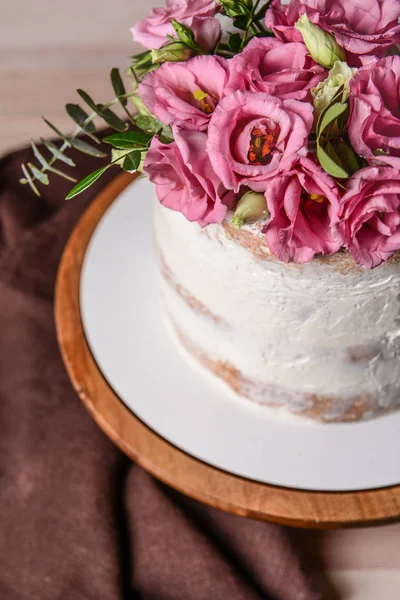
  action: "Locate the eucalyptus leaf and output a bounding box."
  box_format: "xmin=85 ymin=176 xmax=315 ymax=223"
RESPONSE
xmin=77 ymin=89 xmax=98 ymax=112
xmin=317 ymin=143 xmax=349 ymax=178
xmin=66 ymin=104 xmax=96 ymax=132
xmin=111 ymin=68 xmax=127 ymax=106
xmin=77 ymin=89 xmax=127 ymax=131
xmin=228 ymin=33 xmax=242 ymax=52
xmin=27 ymin=163 xmax=49 ymax=185
xmin=31 ymin=140 xmax=50 ymax=170
xmin=97 ymin=107 xmax=127 ymax=132
xmin=68 ymin=137 xmax=107 ymax=158
xmin=43 ymin=118 xmax=71 ymax=144
xmin=123 ymin=151 xmax=141 ymax=172
xmin=66 ymin=167 xmax=107 ymax=200
xmin=42 ymin=139 xmax=76 ymax=167
xmin=103 ymin=131 xmax=153 ymax=149
xmin=21 ymin=164 xmax=40 ymax=196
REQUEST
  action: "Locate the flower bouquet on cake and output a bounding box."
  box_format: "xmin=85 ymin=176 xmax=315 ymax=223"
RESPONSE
xmin=20 ymin=0 xmax=400 ymax=269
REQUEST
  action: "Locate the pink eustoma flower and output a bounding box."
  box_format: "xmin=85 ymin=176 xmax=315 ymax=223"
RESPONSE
xmin=227 ymin=37 xmax=325 ymax=100
xmin=336 ymin=166 xmax=400 ymax=268
xmin=265 ymin=0 xmax=400 ymax=63
xmin=349 ymin=56 xmax=400 ymax=170
xmin=262 ymin=157 xmax=341 ymax=263
xmin=131 ymin=0 xmax=220 ymax=51
xmin=139 ymin=55 xmax=229 ymax=131
xmin=206 ymin=91 xmax=313 ymax=193
xmin=144 ymin=128 xmax=233 ymax=226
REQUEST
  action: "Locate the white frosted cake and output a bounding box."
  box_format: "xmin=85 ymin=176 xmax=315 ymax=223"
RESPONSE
xmin=154 ymin=200 xmax=400 ymax=423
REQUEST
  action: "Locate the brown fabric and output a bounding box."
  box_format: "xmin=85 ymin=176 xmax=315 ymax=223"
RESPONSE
xmin=0 ymin=143 xmax=320 ymax=600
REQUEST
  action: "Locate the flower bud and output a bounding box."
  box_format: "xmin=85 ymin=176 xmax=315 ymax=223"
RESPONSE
xmin=216 ymin=0 xmax=250 ymax=18
xmin=295 ymin=14 xmax=346 ymax=69
xmin=312 ymin=61 xmax=357 ymax=113
xmin=171 ymin=19 xmax=196 ymax=48
xmin=130 ymin=51 xmax=155 ymax=81
xmin=151 ymin=42 xmax=193 ymax=64
xmin=231 ymin=191 xmax=269 ymax=229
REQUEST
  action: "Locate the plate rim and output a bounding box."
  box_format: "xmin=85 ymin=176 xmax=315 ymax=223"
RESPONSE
xmin=55 ymin=172 xmax=400 ymax=528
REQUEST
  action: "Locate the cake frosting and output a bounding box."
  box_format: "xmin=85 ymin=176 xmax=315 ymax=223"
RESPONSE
xmin=154 ymin=198 xmax=400 ymax=423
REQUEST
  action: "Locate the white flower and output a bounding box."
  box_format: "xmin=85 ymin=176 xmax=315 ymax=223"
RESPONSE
xmin=312 ymin=61 xmax=358 ymax=113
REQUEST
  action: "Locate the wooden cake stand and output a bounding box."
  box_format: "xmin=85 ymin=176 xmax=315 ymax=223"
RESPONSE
xmin=55 ymin=173 xmax=400 ymax=529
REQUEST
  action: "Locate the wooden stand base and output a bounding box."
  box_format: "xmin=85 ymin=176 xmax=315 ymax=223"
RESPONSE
xmin=55 ymin=173 xmax=400 ymax=529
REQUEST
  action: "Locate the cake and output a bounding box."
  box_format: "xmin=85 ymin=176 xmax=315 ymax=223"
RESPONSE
xmin=154 ymin=199 xmax=400 ymax=423
xmin=22 ymin=0 xmax=400 ymax=423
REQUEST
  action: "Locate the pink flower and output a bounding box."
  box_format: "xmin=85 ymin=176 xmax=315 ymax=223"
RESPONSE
xmin=206 ymin=91 xmax=313 ymax=193
xmin=262 ymin=157 xmax=341 ymax=263
xmin=227 ymin=37 xmax=325 ymax=100
xmin=139 ymin=55 xmax=229 ymax=131
xmin=131 ymin=0 xmax=220 ymax=51
xmin=265 ymin=0 xmax=400 ymax=62
xmin=348 ymin=56 xmax=400 ymax=170
xmin=144 ymin=128 xmax=234 ymax=226
xmin=336 ymin=167 xmax=400 ymax=268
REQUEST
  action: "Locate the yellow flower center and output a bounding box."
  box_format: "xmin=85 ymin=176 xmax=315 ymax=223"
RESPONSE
xmin=309 ymin=194 xmax=325 ymax=204
xmin=193 ymin=89 xmax=214 ymax=114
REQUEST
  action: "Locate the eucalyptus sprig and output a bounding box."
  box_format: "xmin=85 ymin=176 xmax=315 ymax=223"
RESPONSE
xmin=20 ymin=68 xmax=139 ymax=197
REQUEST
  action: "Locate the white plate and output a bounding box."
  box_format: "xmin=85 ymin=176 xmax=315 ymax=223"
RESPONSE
xmin=80 ymin=178 xmax=400 ymax=492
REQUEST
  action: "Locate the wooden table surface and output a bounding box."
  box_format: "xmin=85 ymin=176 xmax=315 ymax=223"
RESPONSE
xmin=2 ymin=2 xmax=400 ymax=598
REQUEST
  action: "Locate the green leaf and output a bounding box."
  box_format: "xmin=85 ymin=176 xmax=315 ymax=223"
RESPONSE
xmin=123 ymin=151 xmax=141 ymax=172
xmin=66 ymin=104 xmax=96 ymax=132
xmin=103 ymin=131 xmax=153 ymax=149
xmin=254 ymin=4 xmax=270 ymax=20
xmin=42 ymin=139 xmax=76 ymax=167
xmin=134 ymin=115 xmax=174 ymax=143
xmin=316 ymin=84 xmax=345 ymax=133
xmin=27 ymin=163 xmax=49 ymax=185
xmin=111 ymin=68 xmax=127 ymax=106
xmin=233 ymin=15 xmax=250 ymax=30
xmin=317 ymin=143 xmax=349 ymax=179
xmin=66 ymin=167 xmax=107 ymax=200
xmin=318 ymin=102 xmax=348 ymax=139
xmin=67 ymin=137 xmax=107 ymax=158
xmin=335 ymin=141 xmax=360 ymax=175
xmin=228 ymin=33 xmax=242 ymax=52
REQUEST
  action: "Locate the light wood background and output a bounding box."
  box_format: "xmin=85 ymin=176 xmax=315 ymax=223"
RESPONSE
xmin=0 ymin=0 xmax=160 ymax=154
xmin=2 ymin=2 xmax=400 ymax=597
